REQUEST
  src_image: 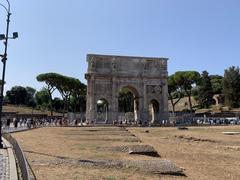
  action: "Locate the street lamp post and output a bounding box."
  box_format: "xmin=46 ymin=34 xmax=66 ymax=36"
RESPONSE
xmin=0 ymin=0 xmax=18 ymax=148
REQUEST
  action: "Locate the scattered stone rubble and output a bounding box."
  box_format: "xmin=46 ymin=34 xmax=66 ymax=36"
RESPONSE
xmin=32 ymin=158 xmax=184 ymax=176
xmin=174 ymin=135 xmax=217 ymax=143
xmin=98 ymin=145 xmax=160 ymax=157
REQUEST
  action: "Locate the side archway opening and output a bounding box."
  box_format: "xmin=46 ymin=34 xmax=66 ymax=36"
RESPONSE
xmin=96 ymin=98 xmax=109 ymax=123
xmin=149 ymin=99 xmax=159 ymax=123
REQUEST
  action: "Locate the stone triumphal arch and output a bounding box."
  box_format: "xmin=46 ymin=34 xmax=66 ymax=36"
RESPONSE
xmin=85 ymin=54 xmax=169 ymax=124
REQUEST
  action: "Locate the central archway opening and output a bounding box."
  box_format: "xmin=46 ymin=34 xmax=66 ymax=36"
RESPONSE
xmin=118 ymin=86 xmax=139 ymax=124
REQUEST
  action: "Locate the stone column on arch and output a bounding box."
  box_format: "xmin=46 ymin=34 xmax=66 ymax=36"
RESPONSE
xmin=86 ymin=75 xmax=96 ymax=124
xmin=109 ymin=77 xmax=118 ymax=124
xmin=134 ymin=97 xmax=140 ymax=123
xmin=161 ymin=80 xmax=169 ymax=121
xmin=141 ymin=81 xmax=149 ymax=124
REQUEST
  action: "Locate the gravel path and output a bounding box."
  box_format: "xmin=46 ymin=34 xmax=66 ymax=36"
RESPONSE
xmin=1 ymin=126 xmax=29 ymax=180
xmin=0 ymin=149 xmax=9 ymax=180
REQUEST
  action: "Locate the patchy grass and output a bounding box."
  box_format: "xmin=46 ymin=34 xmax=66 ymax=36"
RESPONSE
xmin=103 ymin=176 xmax=116 ymax=180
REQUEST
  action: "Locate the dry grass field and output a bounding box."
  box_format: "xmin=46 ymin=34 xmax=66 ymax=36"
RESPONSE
xmin=128 ymin=126 xmax=240 ymax=180
xmin=12 ymin=126 xmax=240 ymax=180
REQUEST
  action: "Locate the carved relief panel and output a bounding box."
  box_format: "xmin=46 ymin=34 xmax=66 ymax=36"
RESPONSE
xmin=95 ymin=83 xmax=112 ymax=95
xmin=146 ymin=85 xmax=162 ymax=94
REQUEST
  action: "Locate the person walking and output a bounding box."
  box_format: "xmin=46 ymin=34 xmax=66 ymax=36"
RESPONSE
xmin=14 ymin=118 xmax=18 ymax=128
xmin=6 ymin=118 xmax=11 ymax=130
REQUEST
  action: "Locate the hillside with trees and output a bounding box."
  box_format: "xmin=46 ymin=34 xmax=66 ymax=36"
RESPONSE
xmin=168 ymin=66 xmax=240 ymax=113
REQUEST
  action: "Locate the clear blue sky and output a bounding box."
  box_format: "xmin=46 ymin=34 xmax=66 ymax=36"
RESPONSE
xmin=1 ymin=0 xmax=240 ymax=94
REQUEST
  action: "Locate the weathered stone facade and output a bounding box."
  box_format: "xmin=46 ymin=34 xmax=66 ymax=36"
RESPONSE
xmin=85 ymin=54 xmax=169 ymax=124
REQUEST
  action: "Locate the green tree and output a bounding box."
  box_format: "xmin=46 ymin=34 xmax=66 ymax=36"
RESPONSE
xmin=6 ymin=86 xmax=28 ymax=105
xmin=168 ymin=74 xmax=183 ymax=113
xmin=70 ymin=80 xmax=86 ymax=113
xmin=25 ymin=86 xmax=36 ymax=107
xmin=26 ymin=86 xmax=36 ymax=97
xmin=223 ymin=66 xmax=240 ymax=108
xmin=5 ymin=86 xmax=37 ymax=107
xmin=198 ymin=71 xmax=214 ymax=108
xmin=37 ymin=72 xmax=86 ymax=116
xmin=36 ymin=73 xmax=58 ymax=116
xmin=210 ymin=75 xmax=223 ymax=94
xmin=35 ymin=88 xmax=51 ymax=108
xmin=52 ymin=97 xmax=64 ymax=112
xmin=55 ymin=76 xmax=75 ymax=116
xmin=174 ymin=71 xmax=200 ymax=112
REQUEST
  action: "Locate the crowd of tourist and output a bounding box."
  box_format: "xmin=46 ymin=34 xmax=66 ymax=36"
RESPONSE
xmin=173 ymin=117 xmax=240 ymax=126
xmin=1 ymin=116 xmax=240 ymax=131
xmin=1 ymin=117 xmax=85 ymax=131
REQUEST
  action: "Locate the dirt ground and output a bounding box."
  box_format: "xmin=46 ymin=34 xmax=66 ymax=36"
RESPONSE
xmin=12 ymin=126 xmax=240 ymax=180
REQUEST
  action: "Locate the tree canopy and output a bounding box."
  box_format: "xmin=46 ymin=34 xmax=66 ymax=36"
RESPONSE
xmin=210 ymin=75 xmax=223 ymax=94
xmin=36 ymin=72 xmax=87 ymax=116
xmin=168 ymin=74 xmax=183 ymax=113
xmin=198 ymin=71 xmax=214 ymax=108
xmin=174 ymin=71 xmax=200 ymax=112
xmin=6 ymin=86 xmax=36 ymax=106
xmin=35 ymin=88 xmax=51 ymax=108
xmin=36 ymin=73 xmax=59 ymax=116
xmin=223 ymin=66 xmax=240 ymax=108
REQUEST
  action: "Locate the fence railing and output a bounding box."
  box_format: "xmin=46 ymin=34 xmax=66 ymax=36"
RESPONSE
xmin=3 ymin=133 xmax=36 ymax=180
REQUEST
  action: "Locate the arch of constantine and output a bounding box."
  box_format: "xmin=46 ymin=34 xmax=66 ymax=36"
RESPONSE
xmin=85 ymin=54 xmax=169 ymax=124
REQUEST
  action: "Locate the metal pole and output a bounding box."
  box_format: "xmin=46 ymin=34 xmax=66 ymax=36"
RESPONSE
xmin=0 ymin=11 xmax=11 ymax=148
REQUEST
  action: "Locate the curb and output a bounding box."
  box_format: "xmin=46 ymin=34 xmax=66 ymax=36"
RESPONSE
xmin=3 ymin=137 xmax=18 ymax=180
xmin=3 ymin=126 xmax=42 ymax=135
